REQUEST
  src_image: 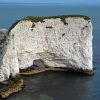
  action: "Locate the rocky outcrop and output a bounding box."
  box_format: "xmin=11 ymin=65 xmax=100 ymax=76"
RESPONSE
xmin=0 ymin=75 xmax=23 ymax=98
xmin=0 ymin=15 xmax=93 ymax=82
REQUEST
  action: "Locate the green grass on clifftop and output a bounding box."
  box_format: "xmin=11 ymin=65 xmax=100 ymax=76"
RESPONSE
xmin=8 ymin=15 xmax=90 ymax=33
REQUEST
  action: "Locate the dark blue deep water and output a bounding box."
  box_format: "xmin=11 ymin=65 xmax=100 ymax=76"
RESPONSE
xmin=0 ymin=4 xmax=100 ymax=100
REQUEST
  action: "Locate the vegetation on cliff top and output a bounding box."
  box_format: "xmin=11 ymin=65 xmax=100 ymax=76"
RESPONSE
xmin=8 ymin=15 xmax=90 ymax=33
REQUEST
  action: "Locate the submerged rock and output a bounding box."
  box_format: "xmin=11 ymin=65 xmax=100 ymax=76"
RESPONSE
xmin=0 ymin=15 xmax=93 ymax=82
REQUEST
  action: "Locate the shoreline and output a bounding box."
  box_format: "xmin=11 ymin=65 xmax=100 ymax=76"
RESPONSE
xmin=0 ymin=66 xmax=94 ymax=99
xmin=0 ymin=76 xmax=24 ymax=99
xmin=20 ymin=66 xmax=94 ymax=76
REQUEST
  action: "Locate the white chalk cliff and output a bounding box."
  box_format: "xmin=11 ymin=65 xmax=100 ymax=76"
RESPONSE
xmin=0 ymin=15 xmax=93 ymax=81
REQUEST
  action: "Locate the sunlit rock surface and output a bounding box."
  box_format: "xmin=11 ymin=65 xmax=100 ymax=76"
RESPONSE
xmin=0 ymin=15 xmax=93 ymax=81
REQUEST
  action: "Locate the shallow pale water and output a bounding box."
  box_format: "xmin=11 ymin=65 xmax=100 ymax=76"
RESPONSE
xmin=0 ymin=4 xmax=100 ymax=100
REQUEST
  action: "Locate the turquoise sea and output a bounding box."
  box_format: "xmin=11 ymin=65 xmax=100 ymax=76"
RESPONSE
xmin=0 ymin=4 xmax=100 ymax=100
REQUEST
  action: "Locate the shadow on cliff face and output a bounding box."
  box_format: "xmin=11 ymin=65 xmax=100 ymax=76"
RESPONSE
xmin=0 ymin=29 xmax=8 ymax=63
xmin=37 ymin=52 xmax=79 ymax=68
xmin=33 ymin=59 xmax=45 ymax=68
xmin=0 ymin=29 xmax=9 ymax=80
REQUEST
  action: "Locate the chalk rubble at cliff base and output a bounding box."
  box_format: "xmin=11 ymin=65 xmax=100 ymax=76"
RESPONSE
xmin=0 ymin=15 xmax=93 ymax=82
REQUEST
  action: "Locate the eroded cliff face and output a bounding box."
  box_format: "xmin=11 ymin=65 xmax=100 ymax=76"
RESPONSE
xmin=0 ymin=15 xmax=93 ymax=81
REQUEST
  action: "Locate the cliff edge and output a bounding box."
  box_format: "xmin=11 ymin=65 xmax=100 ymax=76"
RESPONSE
xmin=0 ymin=15 xmax=93 ymax=82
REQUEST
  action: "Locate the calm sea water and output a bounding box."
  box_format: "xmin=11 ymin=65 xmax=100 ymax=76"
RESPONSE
xmin=0 ymin=4 xmax=100 ymax=100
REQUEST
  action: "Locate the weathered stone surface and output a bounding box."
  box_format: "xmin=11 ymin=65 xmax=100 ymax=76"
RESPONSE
xmin=0 ymin=15 xmax=93 ymax=81
xmin=0 ymin=29 xmax=10 ymax=81
xmin=0 ymin=75 xmax=23 ymax=98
